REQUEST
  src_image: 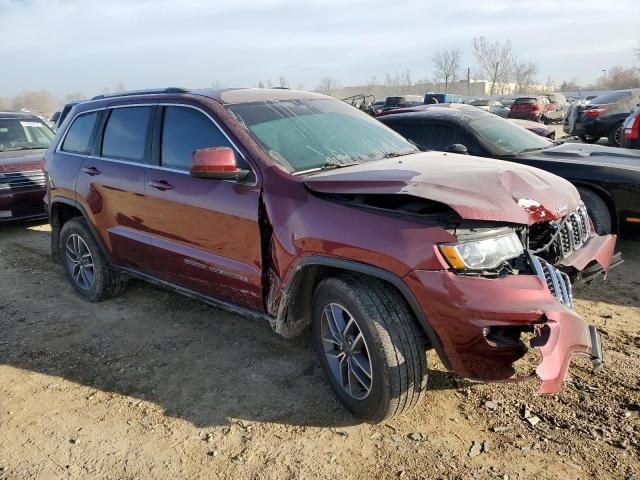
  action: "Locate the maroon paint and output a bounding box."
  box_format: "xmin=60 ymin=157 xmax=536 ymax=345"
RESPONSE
xmin=0 ymin=153 xmax=46 ymax=222
xmin=44 ymin=89 xmax=617 ymax=394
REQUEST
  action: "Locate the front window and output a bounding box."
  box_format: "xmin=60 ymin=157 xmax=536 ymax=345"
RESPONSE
xmin=227 ymin=98 xmax=417 ymax=173
xmin=469 ymin=116 xmax=552 ymax=155
xmin=0 ymin=117 xmax=54 ymax=152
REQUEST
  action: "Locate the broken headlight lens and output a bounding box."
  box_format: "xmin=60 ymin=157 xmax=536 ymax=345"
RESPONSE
xmin=439 ymin=232 xmax=524 ymax=270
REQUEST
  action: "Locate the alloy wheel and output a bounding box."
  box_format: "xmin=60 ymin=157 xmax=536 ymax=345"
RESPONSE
xmin=614 ymin=126 xmax=623 ymax=146
xmin=320 ymin=303 xmax=373 ymax=400
xmin=65 ymin=234 xmax=95 ymax=290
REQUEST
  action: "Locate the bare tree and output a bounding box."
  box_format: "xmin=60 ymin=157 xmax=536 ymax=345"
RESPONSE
xmin=295 ymin=82 xmax=305 ymax=90
xmin=559 ymin=79 xmax=581 ymax=91
xmin=432 ymin=48 xmax=461 ymax=92
xmin=257 ymin=80 xmax=265 ymax=88
xmin=10 ymin=90 xmax=58 ymax=116
xmin=512 ymin=60 xmax=538 ymax=93
xmin=265 ymin=79 xmax=273 ymax=88
xmin=115 ymin=81 xmax=126 ymax=92
xmin=402 ymin=69 xmax=413 ymax=94
xmin=588 ymin=65 xmax=640 ymax=90
xmin=278 ymin=76 xmax=289 ymax=88
xmin=472 ymin=37 xmax=513 ymax=95
xmin=367 ymin=76 xmax=377 ymax=87
xmin=317 ymin=77 xmax=340 ymax=93
xmin=211 ymin=80 xmax=224 ymax=88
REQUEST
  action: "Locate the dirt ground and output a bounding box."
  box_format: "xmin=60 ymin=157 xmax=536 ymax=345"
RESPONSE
xmin=0 ymin=221 xmax=638 ymax=480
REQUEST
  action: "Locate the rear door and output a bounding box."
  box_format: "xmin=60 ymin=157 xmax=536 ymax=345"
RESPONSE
xmin=141 ymin=104 xmax=264 ymax=310
xmin=74 ymin=104 xmax=157 ymax=270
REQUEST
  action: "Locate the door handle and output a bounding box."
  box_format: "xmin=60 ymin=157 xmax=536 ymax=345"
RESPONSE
xmin=148 ymin=180 xmax=174 ymax=191
xmin=81 ymin=166 xmax=101 ymax=176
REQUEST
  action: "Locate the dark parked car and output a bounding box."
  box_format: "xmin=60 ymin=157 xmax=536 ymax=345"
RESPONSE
xmin=381 ymin=95 xmax=423 ymax=112
xmin=620 ymin=105 xmax=640 ymax=150
xmin=0 ymin=111 xmax=53 ymax=222
xmin=45 ymin=88 xmax=614 ymax=421
xmin=378 ymin=104 xmax=640 ymax=236
xmin=51 ymin=100 xmax=82 ymax=132
xmin=564 ymin=89 xmax=640 ymax=146
xmin=508 ymin=96 xmax=557 ymax=123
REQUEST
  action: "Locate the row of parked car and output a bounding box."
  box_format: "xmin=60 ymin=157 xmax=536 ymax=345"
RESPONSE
xmin=0 ymin=86 xmax=637 ymax=422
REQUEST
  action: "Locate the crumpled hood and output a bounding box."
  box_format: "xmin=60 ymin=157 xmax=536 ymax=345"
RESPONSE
xmin=0 ymin=150 xmax=45 ymax=173
xmin=304 ymin=151 xmax=580 ymax=224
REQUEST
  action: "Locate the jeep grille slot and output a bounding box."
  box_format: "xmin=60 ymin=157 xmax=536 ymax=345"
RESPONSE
xmin=0 ymin=170 xmax=46 ymax=190
xmin=558 ymin=203 xmax=590 ymax=258
xmin=528 ymin=253 xmax=573 ymax=308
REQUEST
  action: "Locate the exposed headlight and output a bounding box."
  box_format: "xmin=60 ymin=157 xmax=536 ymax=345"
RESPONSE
xmin=439 ymin=232 xmax=524 ymax=270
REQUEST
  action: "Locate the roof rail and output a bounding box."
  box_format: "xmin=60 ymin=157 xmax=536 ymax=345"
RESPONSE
xmin=91 ymin=87 xmax=189 ymax=100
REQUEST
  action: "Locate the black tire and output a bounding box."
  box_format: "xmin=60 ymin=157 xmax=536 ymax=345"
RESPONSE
xmin=59 ymin=217 xmax=126 ymax=302
xmin=577 ymin=187 xmax=612 ymax=235
xmin=580 ymin=135 xmax=599 ymax=144
xmin=312 ymin=273 xmax=427 ymax=423
xmin=608 ymin=123 xmax=623 ymax=147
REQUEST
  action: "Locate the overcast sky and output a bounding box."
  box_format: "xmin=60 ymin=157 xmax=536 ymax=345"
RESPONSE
xmin=1 ymin=0 xmax=638 ymax=97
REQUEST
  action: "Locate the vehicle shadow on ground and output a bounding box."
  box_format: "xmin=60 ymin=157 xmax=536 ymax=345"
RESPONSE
xmin=1 ymin=223 xmax=461 ymax=429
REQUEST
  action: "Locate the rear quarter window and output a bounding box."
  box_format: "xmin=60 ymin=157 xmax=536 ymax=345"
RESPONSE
xmin=61 ymin=112 xmax=98 ymax=154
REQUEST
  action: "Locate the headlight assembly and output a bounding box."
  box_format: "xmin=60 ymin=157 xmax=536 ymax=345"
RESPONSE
xmin=439 ymin=232 xmax=524 ymax=270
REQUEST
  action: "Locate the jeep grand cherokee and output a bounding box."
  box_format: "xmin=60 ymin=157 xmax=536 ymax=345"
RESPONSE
xmin=44 ymin=88 xmax=615 ymax=422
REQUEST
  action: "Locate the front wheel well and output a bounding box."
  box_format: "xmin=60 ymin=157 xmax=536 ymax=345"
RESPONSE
xmin=272 ymin=260 xmax=451 ymax=369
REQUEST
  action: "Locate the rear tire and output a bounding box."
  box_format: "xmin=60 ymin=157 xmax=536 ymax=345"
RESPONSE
xmin=312 ymin=273 xmax=427 ymax=423
xmin=608 ymin=123 xmax=623 ymax=147
xmin=59 ymin=217 xmax=126 ymax=302
xmin=577 ymin=187 xmax=612 ymax=235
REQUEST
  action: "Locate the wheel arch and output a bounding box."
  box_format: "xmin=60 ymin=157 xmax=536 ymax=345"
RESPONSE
xmin=273 ymin=256 xmax=452 ymax=370
xmin=50 ymin=196 xmax=111 ymax=263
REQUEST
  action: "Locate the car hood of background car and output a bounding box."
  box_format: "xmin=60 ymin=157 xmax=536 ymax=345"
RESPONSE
xmin=304 ymin=151 xmax=580 ymax=225
xmin=0 ymin=150 xmax=46 ymax=173
xmin=516 ymin=143 xmax=640 ymax=171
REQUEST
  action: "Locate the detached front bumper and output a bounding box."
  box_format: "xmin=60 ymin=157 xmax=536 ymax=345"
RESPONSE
xmin=404 ymin=234 xmax=616 ymax=394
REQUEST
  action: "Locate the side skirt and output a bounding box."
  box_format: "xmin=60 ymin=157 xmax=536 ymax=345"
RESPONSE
xmin=118 ymin=266 xmax=272 ymax=324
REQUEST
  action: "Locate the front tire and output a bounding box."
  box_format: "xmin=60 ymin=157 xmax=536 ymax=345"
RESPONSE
xmin=312 ymin=273 xmax=427 ymax=423
xmin=59 ymin=217 xmax=126 ymax=302
xmin=577 ymin=187 xmax=612 ymax=235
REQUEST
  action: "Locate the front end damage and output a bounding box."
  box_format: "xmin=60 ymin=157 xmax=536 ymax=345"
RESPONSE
xmin=405 ymin=204 xmax=616 ymax=393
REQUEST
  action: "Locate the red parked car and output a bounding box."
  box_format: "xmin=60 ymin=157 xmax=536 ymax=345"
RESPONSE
xmin=44 ymin=88 xmax=614 ymax=422
xmin=0 ymin=112 xmax=53 ymax=222
xmin=508 ymin=96 xmax=557 ymax=124
xmin=621 ymin=105 xmax=640 ymax=149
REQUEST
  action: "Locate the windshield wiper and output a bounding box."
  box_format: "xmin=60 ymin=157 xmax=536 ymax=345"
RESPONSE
xmin=319 ymin=159 xmax=360 ymax=170
xmin=5 ymin=146 xmax=46 ymax=151
xmin=379 ymin=150 xmax=419 ymax=159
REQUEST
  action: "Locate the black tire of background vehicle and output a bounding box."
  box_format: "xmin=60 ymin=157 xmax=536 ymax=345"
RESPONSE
xmin=579 ymin=135 xmax=600 ymax=144
xmin=312 ymin=273 xmax=427 ymax=423
xmin=59 ymin=217 xmax=127 ymax=302
xmin=577 ymin=187 xmax=612 ymax=235
xmin=608 ymin=123 xmax=624 ymax=147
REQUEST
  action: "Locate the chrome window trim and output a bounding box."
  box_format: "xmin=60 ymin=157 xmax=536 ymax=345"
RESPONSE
xmin=55 ymin=102 xmax=258 ymax=185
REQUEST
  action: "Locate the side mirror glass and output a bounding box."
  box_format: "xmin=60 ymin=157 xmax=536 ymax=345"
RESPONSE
xmin=446 ymin=143 xmax=468 ymax=155
xmin=189 ymin=147 xmax=249 ymax=181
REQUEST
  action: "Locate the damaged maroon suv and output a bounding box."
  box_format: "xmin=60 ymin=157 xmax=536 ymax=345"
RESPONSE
xmin=44 ymin=88 xmax=617 ymax=422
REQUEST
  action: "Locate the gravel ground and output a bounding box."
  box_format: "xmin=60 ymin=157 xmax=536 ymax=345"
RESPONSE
xmin=0 ymin=221 xmax=638 ymax=480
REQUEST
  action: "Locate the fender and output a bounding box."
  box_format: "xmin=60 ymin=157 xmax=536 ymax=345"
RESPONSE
xmin=49 ymin=195 xmax=113 ymax=264
xmin=276 ymin=255 xmax=452 ymax=370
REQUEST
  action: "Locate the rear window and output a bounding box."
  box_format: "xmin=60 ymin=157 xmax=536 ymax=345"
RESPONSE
xmin=102 ymin=107 xmax=152 ymax=162
xmin=61 ymin=112 xmax=98 ymax=154
xmin=589 ymin=91 xmax=632 ymax=105
xmin=514 ymin=98 xmax=537 ymax=104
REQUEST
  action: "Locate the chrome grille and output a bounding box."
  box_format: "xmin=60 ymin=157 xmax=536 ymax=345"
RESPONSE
xmin=0 ymin=170 xmax=46 ymax=190
xmin=528 ymin=253 xmax=573 ymax=308
xmin=557 ymin=202 xmax=591 ymax=259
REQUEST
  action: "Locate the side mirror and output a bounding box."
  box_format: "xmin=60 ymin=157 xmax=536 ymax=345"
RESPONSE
xmin=189 ymin=147 xmax=249 ymax=181
xmin=447 ymin=143 xmax=468 ymax=155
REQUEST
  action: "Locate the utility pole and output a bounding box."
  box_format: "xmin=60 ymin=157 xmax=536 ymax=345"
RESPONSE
xmin=602 ymin=69 xmax=607 ymax=88
xmin=467 ymin=67 xmax=470 ymax=96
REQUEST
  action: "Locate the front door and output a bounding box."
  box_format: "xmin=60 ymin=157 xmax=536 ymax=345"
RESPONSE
xmin=141 ymin=104 xmax=264 ymax=311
